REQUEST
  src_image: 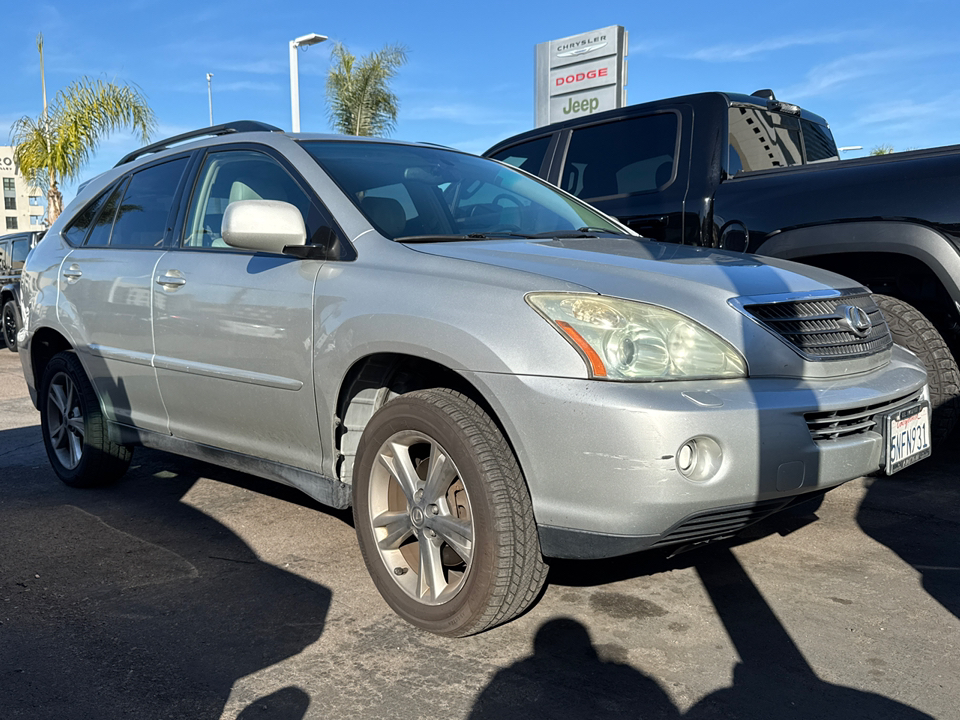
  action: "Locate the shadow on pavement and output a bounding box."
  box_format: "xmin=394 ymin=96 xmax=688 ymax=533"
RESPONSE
xmin=0 ymin=429 xmax=331 ymax=720
xmin=471 ymin=547 xmax=932 ymax=719
xmin=857 ymin=444 xmax=960 ymax=620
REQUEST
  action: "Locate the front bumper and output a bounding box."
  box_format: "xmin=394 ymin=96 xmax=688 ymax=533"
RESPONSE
xmin=465 ymin=345 xmax=928 ymax=559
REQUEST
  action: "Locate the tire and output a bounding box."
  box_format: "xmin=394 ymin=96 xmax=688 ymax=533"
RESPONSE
xmin=2 ymin=300 xmax=20 ymax=353
xmin=39 ymin=351 xmax=133 ymax=487
xmin=873 ymin=294 xmax=960 ymax=443
xmin=353 ymin=388 xmax=547 ymax=636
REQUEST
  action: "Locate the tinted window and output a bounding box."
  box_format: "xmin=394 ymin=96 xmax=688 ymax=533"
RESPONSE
xmin=110 ymin=158 xmax=187 ymax=247
xmin=84 ymin=182 xmax=128 ymax=247
xmin=489 ymin=136 xmax=551 ymax=175
xmin=801 ymin=119 xmax=839 ymax=163
xmin=11 ymin=239 xmax=29 ymax=269
xmin=64 ymin=185 xmax=115 ymax=246
xmin=562 ymin=113 xmax=678 ymax=199
xmin=728 ymin=107 xmax=802 ymax=172
xmin=0 ymin=241 xmax=8 ymax=271
xmin=183 ymin=150 xmax=313 ymax=249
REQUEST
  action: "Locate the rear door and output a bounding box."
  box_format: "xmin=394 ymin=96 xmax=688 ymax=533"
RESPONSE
xmin=56 ymin=156 xmax=190 ymax=432
xmin=152 ymin=146 xmax=328 ymax=472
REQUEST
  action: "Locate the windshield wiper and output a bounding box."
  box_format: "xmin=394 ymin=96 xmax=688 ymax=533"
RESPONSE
xmin=395 ymin=232 xmax=527 ymax=243
xmin=527 ymin=227 xmax=631 ymax=239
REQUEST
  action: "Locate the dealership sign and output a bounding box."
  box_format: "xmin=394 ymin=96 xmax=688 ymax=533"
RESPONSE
xmin=535 ymin=26 xmax=627 ymax=127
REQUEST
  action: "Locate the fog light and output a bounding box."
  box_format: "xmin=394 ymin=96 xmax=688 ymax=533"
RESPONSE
xmin=676 ymin=437 xmax=723 ymax=482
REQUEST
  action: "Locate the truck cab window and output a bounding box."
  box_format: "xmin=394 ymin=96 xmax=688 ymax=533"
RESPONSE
xmin=728 ymin=107 xmax=803 ymax=172
xmin=562 ymin=113 xmax=678 ymax=200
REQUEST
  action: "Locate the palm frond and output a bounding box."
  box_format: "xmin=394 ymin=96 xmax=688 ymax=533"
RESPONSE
xmin=325 ymin=43 xmax=407 ymax=137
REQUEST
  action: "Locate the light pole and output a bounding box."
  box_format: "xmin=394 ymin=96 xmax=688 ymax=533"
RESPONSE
xmin=289 ymin=33 xmax=328 ymax=133
xmin=206 ymin=73 xmax=214 ymax=126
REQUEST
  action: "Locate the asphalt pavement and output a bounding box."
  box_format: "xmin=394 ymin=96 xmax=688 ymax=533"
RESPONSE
xmin=1 ymin=348 xmax=957 ymax=719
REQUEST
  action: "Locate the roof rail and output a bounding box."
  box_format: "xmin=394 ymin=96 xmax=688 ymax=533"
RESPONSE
xmin=114 ymin=120 xmax=284 ymax=167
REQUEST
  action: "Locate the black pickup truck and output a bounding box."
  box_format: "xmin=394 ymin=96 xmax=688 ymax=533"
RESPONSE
xmin=485 ymin=90 xmax=960 ymax=440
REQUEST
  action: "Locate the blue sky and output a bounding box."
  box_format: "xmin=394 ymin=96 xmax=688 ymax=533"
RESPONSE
xmin=5 ymin=0 xmax=960 ymax=205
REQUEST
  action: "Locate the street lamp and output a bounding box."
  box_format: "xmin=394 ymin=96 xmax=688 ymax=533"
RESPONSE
xmin=206 ymin=73 xmax=214 ymax=126
xmin=289 ymin=33 xmax=328 ymax=133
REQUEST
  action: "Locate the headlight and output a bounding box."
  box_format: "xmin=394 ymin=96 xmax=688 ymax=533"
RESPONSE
xmin=527 ymin=293 xmax=747 ymax=381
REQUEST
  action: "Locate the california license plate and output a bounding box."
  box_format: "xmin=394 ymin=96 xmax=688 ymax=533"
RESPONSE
xmin=884 ymin=402 xmax=932 ymax=474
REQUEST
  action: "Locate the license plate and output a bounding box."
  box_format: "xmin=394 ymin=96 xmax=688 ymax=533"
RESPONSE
xmin=884 ymin=402 xmax=932 ymax=474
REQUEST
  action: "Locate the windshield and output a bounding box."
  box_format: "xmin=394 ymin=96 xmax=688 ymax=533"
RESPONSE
xmin=301 ymin=141 xmax=629 ymax=240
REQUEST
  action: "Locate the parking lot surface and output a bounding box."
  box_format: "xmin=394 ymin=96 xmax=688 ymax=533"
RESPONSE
xmin=1 ymin=349 xmax=957 ymax=719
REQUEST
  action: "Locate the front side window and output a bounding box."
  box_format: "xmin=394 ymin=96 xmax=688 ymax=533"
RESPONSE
xmin=183 ymin=150 xmax=314 ymax=249
xmin=562 ymin=113 xmax=679 ymax=200
xmin=488 ymin=136 xmax=552 ymax=175
xmin=109 ymin=158 xmax=188 ymax=248
xmin=302 ymin=141 xmax=624 ymax=239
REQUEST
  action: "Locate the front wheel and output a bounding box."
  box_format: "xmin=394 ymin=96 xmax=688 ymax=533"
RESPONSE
xmin=353 ymin=388 xmax=547 ymax=636
xmin=39 ymin=351 xmax=133 ymax=487
xmin=873 ymin=294 xmax=960 ymax=443
xmin=2 ymin=300 xmax=20 ymax=352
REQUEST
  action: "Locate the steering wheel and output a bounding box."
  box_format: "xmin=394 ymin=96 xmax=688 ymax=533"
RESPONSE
xmin=492 ymin=194 xmax=522 ymax=209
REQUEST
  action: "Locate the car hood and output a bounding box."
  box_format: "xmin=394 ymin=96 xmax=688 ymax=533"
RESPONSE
xmin=408 ymin=236 xmax=879 ymax=378
xmin=407 ymin=236 xmax=854 ymax=298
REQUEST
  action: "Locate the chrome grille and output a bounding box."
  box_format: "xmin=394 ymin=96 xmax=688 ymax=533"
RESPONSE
xmin=804 ymin=389 xmax=925 ymax=441
xmin=742 ymin=291 xmax=892 ymax=360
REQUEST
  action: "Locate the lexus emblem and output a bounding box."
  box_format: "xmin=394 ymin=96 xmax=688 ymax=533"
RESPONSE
xmin=838 ymin=305 xmax=872 ymax=338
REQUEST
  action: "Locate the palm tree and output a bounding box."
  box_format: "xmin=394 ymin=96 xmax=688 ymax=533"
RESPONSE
xmin=325 ymin=43 xmax=408 ymax=137
xmin=11 ymin=34 xmax=156 ymax=224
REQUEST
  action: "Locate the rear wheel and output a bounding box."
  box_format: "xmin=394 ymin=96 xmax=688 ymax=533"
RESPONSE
xmin=2 ymin=301 xmax=19 ymax=352
xmin=353 ymin=388 xmax=547 ymax=636
xmin=39 ymin=351 xmax=133 ymax=487
xmin=873 ymin=294 xmax=960 ymax=443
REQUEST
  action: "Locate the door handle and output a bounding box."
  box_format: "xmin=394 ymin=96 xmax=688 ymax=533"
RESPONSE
xmin=63 ymin=265 xmax=82 ymax=280
xmin=156 ymin=272 xmax=186 ymax=288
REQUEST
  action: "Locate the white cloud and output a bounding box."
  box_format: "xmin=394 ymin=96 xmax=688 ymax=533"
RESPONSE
xmin=677 ymin=30 xmax=857 ymax=63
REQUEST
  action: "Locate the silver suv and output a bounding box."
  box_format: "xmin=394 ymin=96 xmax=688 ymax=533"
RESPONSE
xmin=19 ymin=122 xmax=930 ymax=636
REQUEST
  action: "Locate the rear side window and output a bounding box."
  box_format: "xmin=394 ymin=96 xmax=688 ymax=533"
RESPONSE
xmin=800 ymin=119 xmax=839 ymax=163
xmin=561 ymin=113 xmax=679 ymax=200
xmin=84 ymin=182 xmax=128 ymax=247
xmin=488 ymin=136 xmax=552 ymax=175
xmin=63 ymin=186 xmax=115 ymax=246
xmin=728 ymin=107 xmax=802 ymax=172
xmin=109 ymin=158 xmax=188 ymax=247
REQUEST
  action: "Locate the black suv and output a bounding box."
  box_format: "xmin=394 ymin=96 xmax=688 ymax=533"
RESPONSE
xmin=1 ymin=231 xmax=42 ymax=351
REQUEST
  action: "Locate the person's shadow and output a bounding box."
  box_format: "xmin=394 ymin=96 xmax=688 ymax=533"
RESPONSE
xmin=469 ymin=617 xmax=679 ymax=719
xmin=0 ymin=433 xmax=332 ymax=720
xmin=470 ymin=546 xmax=933 ymax=719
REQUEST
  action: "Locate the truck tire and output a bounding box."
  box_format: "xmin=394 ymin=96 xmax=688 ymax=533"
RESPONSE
xmin=873 ymin=294 xmax=960 ymax=443
xmin=353 ymin=388 xmax=547 ymax=636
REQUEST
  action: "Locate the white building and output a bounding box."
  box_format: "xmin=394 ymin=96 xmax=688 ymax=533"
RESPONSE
xmin=1 ymin=146 xmax=46 ymax=232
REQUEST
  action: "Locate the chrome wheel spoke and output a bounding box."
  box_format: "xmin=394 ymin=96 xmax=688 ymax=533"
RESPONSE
xmin=374 ymin=511 xmax=414 ymax=550
xmin=418 ymin=536 xmax=446 ymax=603
xmin=67 ymin=432 xmax=83 ymax=467
xmin=379 ymin=442 xmax=421 ymax=504
xmin=67 ymin=415 xmax=85 ymax=438
xmin=49 ymin=419 xmax=67 ymax=446
xmin=429 ymin=514 xmax=473 ymax=563
xmin=49 ymin=383 xmax=68 ymax=417
xmin=422 ymin=443 xmax=457 ymax=505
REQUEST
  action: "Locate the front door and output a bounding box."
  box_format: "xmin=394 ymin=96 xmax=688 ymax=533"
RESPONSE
xmin=152 ymin=148 xmax=325 ymax=472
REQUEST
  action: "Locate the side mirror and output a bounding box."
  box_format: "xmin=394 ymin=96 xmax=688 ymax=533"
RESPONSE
xmin=222 ymin=199 xmax=307 ymax=254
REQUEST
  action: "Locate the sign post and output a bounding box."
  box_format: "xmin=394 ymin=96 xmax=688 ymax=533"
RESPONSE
xmin=535 ymin=25 xmax=628 ymax=127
